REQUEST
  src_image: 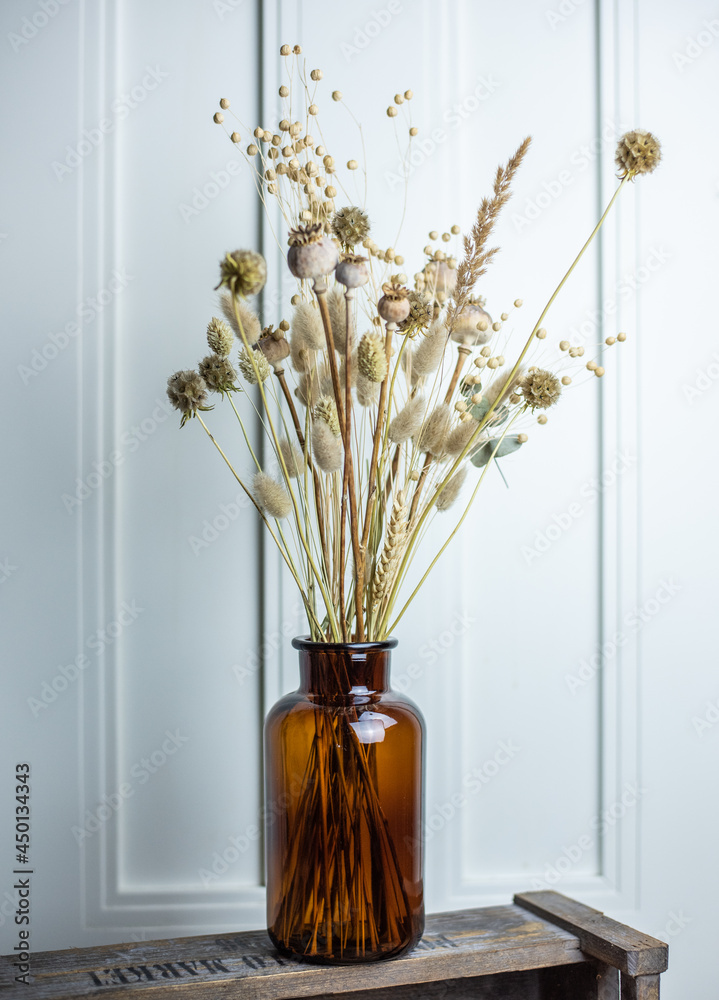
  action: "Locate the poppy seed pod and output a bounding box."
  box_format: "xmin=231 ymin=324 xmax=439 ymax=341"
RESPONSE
xmin=451 ymin=301 xmax=493 ymax=346
xmin=258 ymin=329 xmax=291 ymax=370
xmin=287 ymin=223 xmax=339 ymax=280
xmin=378 ymin=283 xmax=411 ymax=324
xmin=335 ymin=254 xmax=370 ymax=289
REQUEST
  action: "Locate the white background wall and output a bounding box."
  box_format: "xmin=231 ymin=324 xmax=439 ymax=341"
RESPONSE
xmin=1 ymin=0 xmax=717 ymax=996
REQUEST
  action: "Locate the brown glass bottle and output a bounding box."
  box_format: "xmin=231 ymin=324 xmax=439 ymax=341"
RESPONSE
xmin=264 ymin=637 xmax=425 ymax=964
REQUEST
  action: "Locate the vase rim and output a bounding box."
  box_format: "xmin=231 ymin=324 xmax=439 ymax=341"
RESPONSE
xmin=292 ymin=635 xmax=398 ymax=652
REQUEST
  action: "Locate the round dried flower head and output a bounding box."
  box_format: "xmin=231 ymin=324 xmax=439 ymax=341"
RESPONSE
xmin=206 ymin=316 xmax=234 ymax=357
xmin=331 ymin=206 xmax=370 ymax=249
xmin=237 ymin=347 xmax=272 ymax=384
xmin=215 ymin=249 xmax=267 ymax=297
xmin=518 ymin=368 xmax=562 ymax=411
xmin=287 ymin=223 xmax=339 ymax=280
xmin=615 ymin=130 xmax=662 ymax=179
xmin=258 ymin=328 xmax=291 ymax=370
xmin=335 ymin=254 xmax=370 ymax=289
xmin=166 ymin=369 xmax=211 ymax=426
xmin=198 ymin=353 xmax=238 ymax=395
xmin=378 ymin=283 xmax=410 ymax=324
xmin=399 ymin=290 xmax=433 ymax=337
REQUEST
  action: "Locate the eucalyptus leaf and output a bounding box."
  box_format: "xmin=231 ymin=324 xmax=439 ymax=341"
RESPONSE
xmin=468 ymin=397 xmax=491 ymax=422
xmin=470 ymin=434 xmax=525 ymax=468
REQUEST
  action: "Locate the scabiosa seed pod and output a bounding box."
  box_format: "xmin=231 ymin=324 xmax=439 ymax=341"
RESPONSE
xmin=388 ymin=394 xmax=426 ymax=444
xmin=615 ymin=130 xmax=661 ymax=178
xmin=378 ymin=283 xmax=411 ymax=324
xmin=445 ymin=418 xmax=479 ymax=457
xmin=198 ymin=353 xmax=238 ymax=395
xmin=166 ymin=369 xmax=211 ymax=426
xmin=312 ymin=418 xmax=343 ymax=472
xmin=451 ymin=299 xmax=493 ymax=346
xmin=436 ymin=465 xmax=467 ymax=511
xmin=287 ymin=222 xmax=339 ymax=280
xmin=357 ymin=332 xmax=387 ymax=382
xmin=258 ymin=327 xmax=291 ymax=371
xmin=215 ymin=249 xmax=267 ymax=297
xmin=335 ymin=253 xmax=370 ymax=289
xmin=412 ymin=320 xmax=449 ymax=377
xmin=279 ymin=438 xmax=306 ymax=478
xmin=518 ymin=368 xmax=562 ymax=410
xmin=398 ymin=290 xmax=433 ymax=336
xmin=206 ymin=316 xmax=234 ymax=357
xmin=253 ymin=471 xmax=292 ymax=519
xmin=237 ymin=347 xmax=272 ymax=384
xmin=331 ymin=206 xmax=370 ymax=249
xmin=314 ymin=395 xmax=340 ymax=436
xmin=291 ymin=301 xmax=326 ymax=350
xmin=417 ymin=402 xmax=453 ymax=456
xmin=220 ymin=292 xmax=262 ymax=345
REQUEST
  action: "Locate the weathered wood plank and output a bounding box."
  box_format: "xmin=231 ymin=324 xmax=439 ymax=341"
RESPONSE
xmin=0 ymin=906 xmax=584 ymax=1000
xmin=620 ymin=973 xmax=660 ymax=1000
xmin=514 ymin=892 xmax=668 ymax=977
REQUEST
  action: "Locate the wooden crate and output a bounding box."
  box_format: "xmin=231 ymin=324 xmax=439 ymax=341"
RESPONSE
xmin=0 ymin=890 xmax=667 ymax=999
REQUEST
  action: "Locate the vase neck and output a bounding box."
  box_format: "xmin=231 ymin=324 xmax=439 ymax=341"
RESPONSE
xmin=296 ymin=643 xmax=393 ymax=695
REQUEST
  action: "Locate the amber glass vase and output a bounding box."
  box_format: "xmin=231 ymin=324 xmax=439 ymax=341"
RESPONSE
xmin=264 ymin=637 xmax=425 ymax=964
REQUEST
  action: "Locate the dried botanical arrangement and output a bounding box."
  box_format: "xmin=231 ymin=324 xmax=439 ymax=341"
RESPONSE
xmin=166 ymin=46 xmax=660 ymax=961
